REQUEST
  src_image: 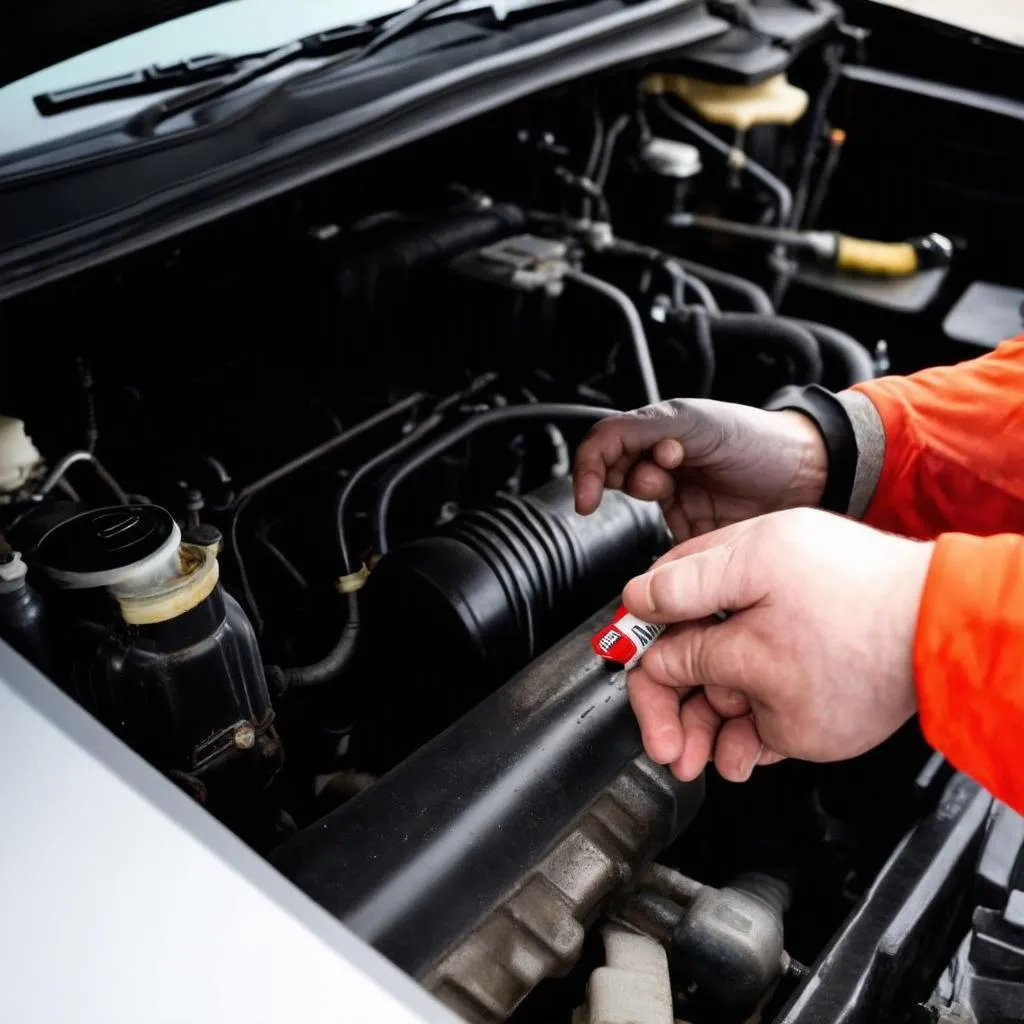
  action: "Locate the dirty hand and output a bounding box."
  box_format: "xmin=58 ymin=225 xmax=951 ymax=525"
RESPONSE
xmin=622 ymin=509 xmax=934 ymax=783
xmin=573 ymin=399 xmax=828 ymax=541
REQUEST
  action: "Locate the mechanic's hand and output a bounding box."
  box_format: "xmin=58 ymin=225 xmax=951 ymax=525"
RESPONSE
xmin=622 ymin=508 xmax=934 ymax=783
xmin=573 ymin=399 xmax=829 ymax=541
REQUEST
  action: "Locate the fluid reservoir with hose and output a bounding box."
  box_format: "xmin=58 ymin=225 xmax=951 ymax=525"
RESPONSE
xmin=356 ymin=476 xmax=668 ymax=764
xmin=34 ymin=505 xmax=280 ymax=828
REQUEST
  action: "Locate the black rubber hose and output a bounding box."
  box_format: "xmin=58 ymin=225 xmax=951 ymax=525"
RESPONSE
xmin=790 ymin=43 xmax=844 ymax=230
xmin=711 ymin=314 xmax=823 ymax=386
xmin=238 ymin=393 xmax=425 ymax=501
xmin=75 ymin=355 xmax=99 ymax=454
xmin=270 ymin=382 xmax=501 ymax=693
xmin=335 ymin=375 xmax=499 ymax=574
xmin=786 ymin=318 xmax=875 ymax=386
xmin=372 ymin=404 xmax=615 ymax=556
xmin=266 ymin=593 xmax=360 ymax=695
xmin=676 ymin=266 xmax=719 ymax=313
xmin=581 ymin=106 xmax=606 ymax=221
xmin=594 ymin=113 xmax=630 ymax=191
xmin=666 ymin=308 xmax=715 ymax=398
xmin=607 ymin=239 xmax=721 ymax=315
xmin=668 ymin=257 xmax=774 ymax=315
xmin=563 ymin=268 xmax=661 ymax=405
xmin=656 ymin=97 xmax=793 ymax=227
xmin=335 ymin=415 xmax=444 ymax=575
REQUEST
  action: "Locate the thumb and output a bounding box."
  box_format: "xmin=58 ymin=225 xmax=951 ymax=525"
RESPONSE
xmin=645 ymin=518 xmax=754 ymax=574
xmin=640 ymin=619 xmax=754 ymax=693
xmin=623 ymin=529 xmax=763 ymax=624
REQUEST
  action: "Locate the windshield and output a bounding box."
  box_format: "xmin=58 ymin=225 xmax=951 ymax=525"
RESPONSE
xmin=7 ymin=1 xmax=411 ymax=92
xmin=0 ymin=0 xmax=523 ymax=157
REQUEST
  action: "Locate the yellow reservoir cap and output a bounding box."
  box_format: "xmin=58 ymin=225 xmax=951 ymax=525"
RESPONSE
xmin=118 ymin=543 xmax=220 ymax=625
xmin=644 ymin=73 xmax=809 ymax=132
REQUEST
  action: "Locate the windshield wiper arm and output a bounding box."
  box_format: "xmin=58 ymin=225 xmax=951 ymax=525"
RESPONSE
xmin=123 ymin=0 xmax=466 ymax=137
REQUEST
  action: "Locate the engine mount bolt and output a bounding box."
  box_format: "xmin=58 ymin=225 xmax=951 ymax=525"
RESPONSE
xmin=234 ymin=724 xmax=256 ymax=750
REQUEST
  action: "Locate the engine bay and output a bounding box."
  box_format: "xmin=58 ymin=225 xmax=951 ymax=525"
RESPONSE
xmin=2 ymin=4 xmax=1023 ymax=1021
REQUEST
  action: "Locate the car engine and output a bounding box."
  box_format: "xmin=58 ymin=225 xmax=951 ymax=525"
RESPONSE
xmin=1 ymin=4 xmax=1023 ymax=1022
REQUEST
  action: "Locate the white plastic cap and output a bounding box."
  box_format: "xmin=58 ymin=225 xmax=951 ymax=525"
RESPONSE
xmin=641 ymin=137 xmax=703 ymax=180
xmin=0 ymin=417 xmax=41 ymax=493
xmin=0 ymin=551 xmax=28 ymax=590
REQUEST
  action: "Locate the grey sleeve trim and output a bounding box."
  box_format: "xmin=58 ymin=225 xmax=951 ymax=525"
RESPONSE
xmin=837 ymin=390 xmax=886 ymax=519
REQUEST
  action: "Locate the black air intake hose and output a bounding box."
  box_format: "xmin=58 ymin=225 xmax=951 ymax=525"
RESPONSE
xmin=365 ymin=476 xmax=668 ymax=678
xmin=352 ymin=476 xmax=667 ymax=766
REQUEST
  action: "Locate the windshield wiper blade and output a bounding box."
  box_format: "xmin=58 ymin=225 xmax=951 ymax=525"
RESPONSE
xmin=35 ymin=55 xmax=251 ymax=115
xmin=123 ymin=0 xmax=466 ymax=137
xmin=33 ymin=22 xmax=376 ymax=117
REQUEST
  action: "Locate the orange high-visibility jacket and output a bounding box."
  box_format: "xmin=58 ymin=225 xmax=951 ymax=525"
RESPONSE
xmin=850 ymin=336 xmax=1024 ymax=809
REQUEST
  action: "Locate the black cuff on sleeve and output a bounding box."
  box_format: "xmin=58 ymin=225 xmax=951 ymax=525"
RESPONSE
xmin=764 ymin=384 xmax=858 ymax=514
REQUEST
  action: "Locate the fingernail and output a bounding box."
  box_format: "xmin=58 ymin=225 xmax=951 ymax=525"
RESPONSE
xmin=733 ymin=755 xmax=754 ymax=782
xmin=654 ymin=728 xmax=683 ymax=764
xmin=642 ymin=573 xmax=658 ymax=613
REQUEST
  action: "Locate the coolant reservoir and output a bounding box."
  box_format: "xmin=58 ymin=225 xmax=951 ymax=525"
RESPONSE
xmin=36 ymin=505 xmax=279 ymax=821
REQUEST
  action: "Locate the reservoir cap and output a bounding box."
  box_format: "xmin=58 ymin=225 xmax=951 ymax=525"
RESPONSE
xmin=37 ymin=505 xmax=181 ymax=593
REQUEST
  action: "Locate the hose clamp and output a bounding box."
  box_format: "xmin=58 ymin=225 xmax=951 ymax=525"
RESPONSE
xmin=337 ymin=564 xmax=370 ymax=594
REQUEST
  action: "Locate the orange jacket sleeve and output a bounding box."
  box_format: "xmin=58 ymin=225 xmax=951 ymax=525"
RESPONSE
xmin=849 ymin=337 xmax=1024 ymax=811
xmin=850 ymin=336 xmax=1024 ymax=540
xmin=914 ymin=533 xmax=1024 ymax=810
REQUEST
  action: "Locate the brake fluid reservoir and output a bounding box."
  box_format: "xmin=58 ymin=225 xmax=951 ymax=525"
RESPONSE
xmin=36 ymin=505 xmax=279 ymax=816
